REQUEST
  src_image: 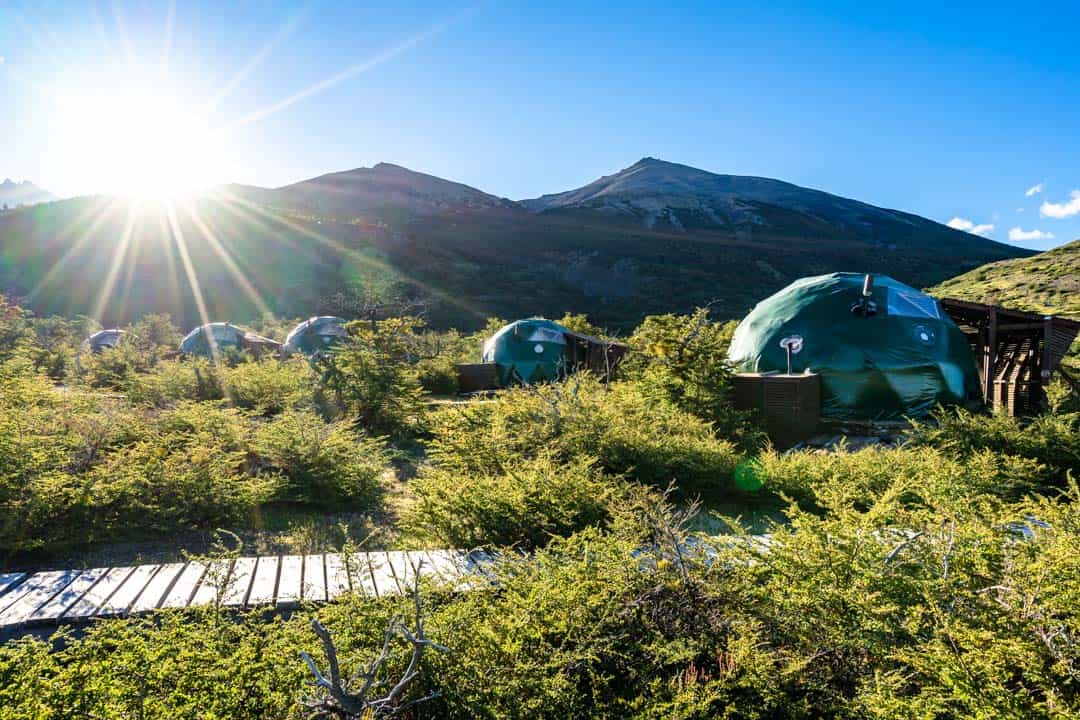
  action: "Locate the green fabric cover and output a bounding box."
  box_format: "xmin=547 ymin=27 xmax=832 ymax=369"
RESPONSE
xmin=728 ymin=273 xmax=982 ymax=420
xmin=482 ymin=318 xmax=571 ymax=386
xmin=283 ymin=316 xmax=347 ymax=357
xmin=179 ymin=323 xmax=245 ymax=357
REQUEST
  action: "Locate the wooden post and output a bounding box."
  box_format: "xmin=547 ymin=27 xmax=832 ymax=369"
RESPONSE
xmin=984 ymin=306 xmax=997 ymax=408
xmin=1041 ymin=316 xmax=1054 ymax=405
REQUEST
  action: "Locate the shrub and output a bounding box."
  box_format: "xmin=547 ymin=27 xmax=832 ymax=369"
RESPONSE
xmin=74 ymin=315 xmax=182 ymax=389
xmin=222 ymin=358 xmax=320 ymax=415
xmin=626 ymin=309 xmax=761 ymax=447
xmin=316 ymin=317 xmax=428 ymax=434
xmin=752 ymin=443 xmax=1048 ymax=508
xmin=2 ymin=482 xmax=1080 ymax=718
xmin=556 ymin=312 xmax=605 ymax=337
xmin=250 ymin=410 xmax=390 ymax=507
xmin=124 ymin=358 xmax=224 ymax=407
xmin=27 ymin=314 xmax=85 ymax=380
xmin=404 ymin=454 xmax=620 ymax=549
xmin=427 ymin=376 xmax=743 ymax=495
xmin=0 ymin=402 xmax=274 ymax=554
xmin=910 ymin=406 xmax=1080 ymax=487
xmin=128 ymin=313 xmax=183 ymax=351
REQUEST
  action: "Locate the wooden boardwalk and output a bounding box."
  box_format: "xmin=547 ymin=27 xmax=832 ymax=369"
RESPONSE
xmin=0 ymin=550 xmax=489 ymax=631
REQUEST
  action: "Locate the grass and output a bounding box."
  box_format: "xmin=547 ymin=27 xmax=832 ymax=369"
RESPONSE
xmin=928 ymin=238 xmax=1080 ymax=318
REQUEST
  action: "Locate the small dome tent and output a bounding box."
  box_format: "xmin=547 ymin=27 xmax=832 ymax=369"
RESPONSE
xmin=283 ymin=316 xmax=347 ymax=357
xmin=728 ymin=273 xmax=982 ymax=420
xmin=83 ymin=328 xmax=127 ymax=354
xmin=179 ymin=323 xmax=280 ymax=358
xmin=459 ymin=318 xmax=628 ymax=392
xmin=482 ymin=318 xmax=574 ymax=386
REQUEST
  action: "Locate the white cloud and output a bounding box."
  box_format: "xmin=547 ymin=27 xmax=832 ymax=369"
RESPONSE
xmin=1016 ymin=207 xmax=1025 ymax=213
xmin=947 ymin=217 xmax=994 ymax=236
xmin=1040 ymin=190 xmax=1080 ymax=219
xmin=1008 ymin=227 xmax=1055 ymax=242
xmin=1025 ymin=182 xmax=1044 ymax=197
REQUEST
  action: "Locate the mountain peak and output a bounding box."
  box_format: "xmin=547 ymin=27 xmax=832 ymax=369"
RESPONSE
xmin=0 ymin=178 xmax=55 ymax=207
xmin=233 ymin=162 xmax=517 ymax=217
xmin=520 ymin=158 xmax=1023 ymax=261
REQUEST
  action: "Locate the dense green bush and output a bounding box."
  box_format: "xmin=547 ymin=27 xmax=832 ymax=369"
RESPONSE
xmin=27 ymin=314 xmax=86 ymax=379
xmin=74 ymin=314 xmax=183 ymax=390
xmin=911 ymin=405 xmax=1079 ymax=486
xmin=625 ymin=309 xmax=761 ymax=447
xmin=123 ymin=357 xmax=225 ymax=406
xmin=3 ymin=479 xmax=1078 ymax=719
xmin=0 ymin=401 xmax=276 ymax=553
xmin=428 ymin=376 xmax=743 ymax=494
xmin=315 ymin=317 xmax=427 ymax=434
xmin=222 ymin=358 xmax=320 ymax=415
xmin=404 ymin=453 xmax=621 ymax=549
xmin=753 ymin=443 xmax=1048 ymax=506
xmin=250 ymin=409 xmax=390 ymax=506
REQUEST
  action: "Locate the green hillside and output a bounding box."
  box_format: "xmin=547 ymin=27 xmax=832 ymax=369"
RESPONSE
xmin=929 ymin=239 xmax=1080 ymax=318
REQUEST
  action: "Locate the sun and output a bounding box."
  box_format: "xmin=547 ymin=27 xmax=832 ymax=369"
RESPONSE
xmin=50 ymin=74 xmax=227 ymax=202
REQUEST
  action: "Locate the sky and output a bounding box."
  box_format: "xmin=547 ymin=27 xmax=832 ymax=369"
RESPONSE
xmin=1 ymin=0 xmax=1078 ymax=250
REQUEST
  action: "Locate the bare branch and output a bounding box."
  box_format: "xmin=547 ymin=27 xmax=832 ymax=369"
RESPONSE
xmin=299 ymin=560 xmax=448 ymax=718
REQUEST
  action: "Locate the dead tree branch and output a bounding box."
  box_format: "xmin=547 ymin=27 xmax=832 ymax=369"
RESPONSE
xmin=299 ymin=559 xmax=449 ymax=718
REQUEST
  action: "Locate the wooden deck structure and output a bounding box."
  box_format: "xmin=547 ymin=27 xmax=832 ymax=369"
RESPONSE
xmin=0 ymin=550 xmax=490 ymax=634
xmin=940 ymin=298 xmax=1080 ymax=415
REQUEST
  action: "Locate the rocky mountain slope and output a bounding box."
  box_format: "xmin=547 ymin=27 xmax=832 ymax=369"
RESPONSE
xmin=522 ymin=158 xmax=1013 ymax=256
xmin=226 ymin=163 xmax=517 ymax=219
xmin=0 ymin=159 xmax=1031 ymax=330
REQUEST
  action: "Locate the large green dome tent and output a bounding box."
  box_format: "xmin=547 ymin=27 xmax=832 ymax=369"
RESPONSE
xmin=728 ymin=273 xmax=982 ymax=420
xmin=283 ymin=316 xmax=347 ymax=357
xmin=482 ymin=318 xmax=573 ymax=386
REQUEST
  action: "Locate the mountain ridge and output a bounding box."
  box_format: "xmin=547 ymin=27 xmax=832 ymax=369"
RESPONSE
xmin=0 ymin=158 xmax=1032 ymax=330
xmin=521 ymin=157 xmax=1018 ymax=251
xmin=224 ymin=162 xmax=518 ymax=218
xmin=0 ymin=179 xmax=56 ymax=208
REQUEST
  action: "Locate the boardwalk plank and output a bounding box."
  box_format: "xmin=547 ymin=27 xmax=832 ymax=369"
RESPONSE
xmin=32 ymin=568 xmax=110 ymax=621
xmin=349 ymin=553 xmax=380 ymax=597
xmin=221 ymin=557 xmax=257 ymax=607
xmin=2 ymin=548 xmax=473 ymax=628
xmin=160 ymin=563 xmax=207 ymax=609
xmin=303 ymin=554 xmax=327 ymax=603
xmin=0 ymin=570 xmax=81 ymax=626
xmin=247 ymin=556 xmax=279 ymax=607
xmin=0 ymin=573 xmax=26 ymax=598
xmin=276 ymin=556 xmax=304 ymax=607
xmin=385 ymin=551 xmax=419 ymax=594
xmin=190 ymin=560 xmax=234 ymax=608
xmin=86 ymin=565 xmax=153 ymax=618
xmin=423 ymin=550 xmax=463 ymax=581
xmin=130 ymin=563 xmax=186 ymax=613
xmin=325 ymin=554 xmax=350 ymax=599
xmin=63 ymin=567 xmax=135 ymax=619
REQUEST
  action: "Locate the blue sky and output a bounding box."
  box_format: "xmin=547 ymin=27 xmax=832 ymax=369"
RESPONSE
xmin=1 ymin=0 xmax=1078 ymax=250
